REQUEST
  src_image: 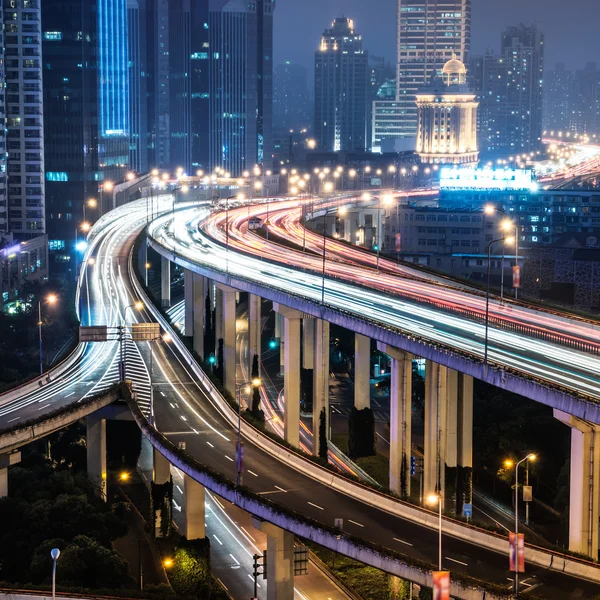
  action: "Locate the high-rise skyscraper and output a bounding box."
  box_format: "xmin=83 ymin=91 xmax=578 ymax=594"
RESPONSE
xmin=470 ymin=24 xmax=544 ymax=156
xmin=372 ymin=0 xmax=471 ymax=152
xmin=0 ymin=0 xmax=45 ymax=238
xmin=208 ymin=0 xmax=275 ymax=175
xmin=543 ymin=64 xmax=574 ymax=134
xmin=273 ymin=62 xmax=310 ymax=131
xmin=314 ymin=18 xmax=368 ymax=153
xmin=43 ymin=0 xmax=129 ymax=257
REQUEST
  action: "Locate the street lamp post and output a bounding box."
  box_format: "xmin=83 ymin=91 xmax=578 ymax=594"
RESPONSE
xmin=50 ymin=547 xmax=60 ymax=600
xmin=38 ymin=294 xmax=58 ymax=375
xmin=320 ymin=205 xmax=341 ymax=305
xmin=377 ymin=194 xmax=395 ymax=273
xmin=485 ymin=205 xmax=520 ymax=300
xmin=427 ymin=493 xmax=443 ymax=571
xmin=505 ymin=453 xmax=536 ymax=598
xmin=236 ymin=378 xmax=261 ymax=486
xmin=484 ymin=237 xmax=513 ymax=368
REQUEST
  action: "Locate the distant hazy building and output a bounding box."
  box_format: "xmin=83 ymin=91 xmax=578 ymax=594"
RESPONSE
xmin=543 ymin=64 xmax=574 ymax=134
xmin=571 ymin=63 xmax=600 ymax=136
xmin=372 ymin=0 xmax=471 ymax=152
xmin=471 ymin=24 xmax=544 ymax=156
xmin=415 ymin=57 xmax=478 ymax=165
xmin=209 ymin=0 xmax=275 ymax=174
xmin=314 ymin=17 xmax=368 ymax=153
xmin=273 ymin=62 xmax=310 ymax=131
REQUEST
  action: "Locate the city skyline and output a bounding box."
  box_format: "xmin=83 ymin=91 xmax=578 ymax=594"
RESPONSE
xmin=274 ymin=0 xmax=598 ymax=73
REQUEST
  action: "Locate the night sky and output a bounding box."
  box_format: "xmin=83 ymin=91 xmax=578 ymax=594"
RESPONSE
xmin=274 ymin=0 xmax=597 ymax=73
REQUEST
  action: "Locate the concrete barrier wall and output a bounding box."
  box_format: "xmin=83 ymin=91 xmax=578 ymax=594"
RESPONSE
xmin=129 ymin=248 xmax=600 ymax=585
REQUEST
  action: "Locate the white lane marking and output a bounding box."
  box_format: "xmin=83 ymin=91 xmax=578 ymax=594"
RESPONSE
xmin=170 ymin=403 xmax=175 ymax=408
xmin=473 ymin=504 xmax=510 ymax=532
xmin=241 ymin=526 xmax=256 ymax=542
xmin=446 ymin=557 xmax=468 ymax=566
xmin=229 ymin=553 xmax=240 ymax=565
xmin=65 ymin=392 xmax=75 ymax=398
xmin=180 ymin=415 xmax=187 ymax=421
xmin=248 ymin=470 xmax=258 ymax=477
xmin=160 ymin=391 xmax=166 ymax=397
xmin=393 ymin=537 xmax=413 ymax=546
xmin=176 ymin=485 xmax=183 ymax=494
xmin=38 ymin=404 xmax=51 ymax=411
xmin=376 ymin=432 xmax=390 ymax=444
xmin=191 ymin=427 xmax=199 ymax=434
xmin=207 ymin=441 xmax=214 ymax=448
xmin=225 ymin=455 xmax=234 ymax=462
xmin=308 ymin=501 xmax=324 ymax=510
xmin=213 ymin=535 xmax=223 ymax=546
xmin=248 ymin=574 xmax=262 ymax=588
xmin=7 ymin=417 xmax=20 ymax=423
xmin=274 ymin=485 xmax=287 ymax=493
xmin=348 ymin=519 xmax=364 ymax=528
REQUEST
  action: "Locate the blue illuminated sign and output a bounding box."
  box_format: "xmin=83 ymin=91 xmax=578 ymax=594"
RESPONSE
xmin=440 ymin=168 xmax=538 ymax=192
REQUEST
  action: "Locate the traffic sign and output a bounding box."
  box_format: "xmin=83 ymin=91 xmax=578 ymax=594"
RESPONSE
xmin=462 ymin=503 xmax=473 ymax=518
xmin=410 ymin=456 xmax=417 ymax=476
xmin=130 ymin=322 xmax=160 ymax=341
xmin=79 ymin=325 xmax=108 ymax=342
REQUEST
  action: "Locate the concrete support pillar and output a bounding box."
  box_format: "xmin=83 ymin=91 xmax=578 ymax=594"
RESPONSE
xmin=160 ymin=256 xmax=171 ymax=308
xmin=257 ymin=521 xmax=295 ymax=600
xmin=555 ymin=410 xmax=600 ymax=559
xmin=184 ymin=269 xmax=194 ymax=336
xmin=86 ymin=415 xmax=107 ymax=501
xmin=457 ymin=373 xmax=473 ymax=511
xmin=193 ymin=274 xmax=205 ymax=357
xmin=379 ymin=343 xmax=412 ymax=497
xmin=0 ymin=452 xmax=21 ymax=498
xmin=275 ymin=303 xmax=302 ymax=448
xmin=274 ymin=311 xmax=281 ymax=339
xmin=312 ymin=319 xmax=330 ymax=457
xmin=354 ymin=333 xmax=371 ymax=410
xmin=215 ymin=286 xmax=223 ymax=343
xmin=219 ymin=285 xmax=237 ymax=395
xmin=279 ymin=334 xmax=286 ymax=377
xmin=302 ymin=318 xmax=315 ymax=370
xmin=183 ymin=473 xmax=206 ymax=540
xmin=153 ymin=447 xmax=171 ymax=484
xmin=424 ymin=361 xmax=447 ymax=504
xmin=248 ymin=293 xmax=261 ymax=378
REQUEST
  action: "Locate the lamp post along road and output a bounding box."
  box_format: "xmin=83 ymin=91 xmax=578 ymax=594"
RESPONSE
xmin=236 ymin=378 xmax=261 ymax=486
xmin=427 ymin=493 xmax=443 ymax=572
xmin=51 ymin=547 xmax=60 ymax=600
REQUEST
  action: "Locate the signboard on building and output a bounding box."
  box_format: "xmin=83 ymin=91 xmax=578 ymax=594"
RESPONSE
xmin=439 ymin=168 xmax=538 ymax=192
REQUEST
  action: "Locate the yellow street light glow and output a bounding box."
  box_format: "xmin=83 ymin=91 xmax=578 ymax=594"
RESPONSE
xmin=382 ymin=194 xmax=395 ymax=206
xmin=504 ymin=236 xmax=515 ymax=245
xmin=47 ymin=294 xmax=58 ymax=305
xmin=88 ymin=257 xmax=96 ymax=265
xmin=323 ymin=182 xmax=334 ymax=193
xmin=528 ymin=453 xmax=537 ymax=461
xmin=163 ymin=559 xmax=174 ymax=568
xmin=81 ymin=222 xmax=91 ymax=232
xmin=119 ymin=472 xmax=130 ymax=482
xmin=145 ymin=262 xmax=151 ymax=269
xmin=162 ymin=333 xmax=172 ymax=343
xmin=104 ymin=181 xmax=114 ymax=191
xmin=134 ymin=301 xmax=144 ymax=311
xmin=151 ymin=169 xmax=159 ymax=176
xmin=484 ymin=204 xmax=496 ymax=216
xmin=504 ymin=459 xmax=514 ymax=468
xmin=501 ymin=219 xmax=514 ymax=231
xmin=426 ymin=493 xmax=440 ymax=506
xmin=251 ymin=377 xmax=262 ymax=387
xmin=87 ymin=198 xmax=97 ymax=208
xmin=338 ymin=206 xmax=348 ymax=216
xmin=126 ymin=172 xmax=135 ymax=181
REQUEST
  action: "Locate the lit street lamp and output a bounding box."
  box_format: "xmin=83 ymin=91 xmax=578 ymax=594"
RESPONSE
xmin=485 ymin=205 xmax=520 ymax=299
xmin=426 ymin=493 xmax=443 ymax=571
xmin=376 ymin=194 xmax=395 ymax=272
xmin=50 ymin=547 xmax=60 ymax=600
xmin=504 ymin=453 xmax=536 ymax=598
xmin=39 ymin=294 xmax=58 ymax=375
xmin=236 ymin=378 xmax=262 ymax=486
xmin=484 ymin=237 xmax=513 ymax=367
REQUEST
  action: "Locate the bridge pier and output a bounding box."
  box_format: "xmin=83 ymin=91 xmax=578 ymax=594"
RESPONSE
xmin=354 ymin=333 xmax=371 ymax=410
xmin=555 ymin=410 xmax=600 ymax=560
xmin=302 ymin=318 xmax=315 ymax=369
xmin=0 ymin=451 xmax=21 ymax=498
xmin=254 ymin=519 xmax=295 ymax=600
xmin=86 ymin=415 xmax=107 ymax=501
xmin=248 ymin=293 xmax=261 ymax=379
xmin=153 ymin=446 xmax=171 ymax=484
xmin=160 ymin=256 xmax=171 ymax=308
xmin=183 ymin=473 xmax=206 ymax=540
xmin=312 ymin=319 xmax=330 ymax=457
xmin=216 ymin=284 xmax=237 ymax=395
xmin=379 ymin=343 xmax=412 ymax=497
xmin=275 ymin=303 xmax=302 ymax=448
xmin=193 ymin=274 xmax=206 ymax=358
